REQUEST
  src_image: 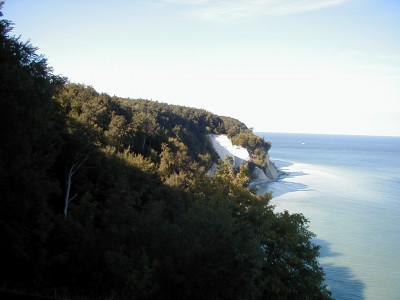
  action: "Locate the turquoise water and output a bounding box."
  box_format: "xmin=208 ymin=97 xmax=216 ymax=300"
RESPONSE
xmin=256 ymin=133 xmax=400 ymax=300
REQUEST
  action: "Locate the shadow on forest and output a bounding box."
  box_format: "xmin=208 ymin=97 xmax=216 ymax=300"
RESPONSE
xmin=314 ymin=238 xmax=366 ymax=300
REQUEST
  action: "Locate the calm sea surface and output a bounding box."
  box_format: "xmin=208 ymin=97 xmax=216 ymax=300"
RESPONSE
xmin=256 ymin=133 xmax=400 ymax=300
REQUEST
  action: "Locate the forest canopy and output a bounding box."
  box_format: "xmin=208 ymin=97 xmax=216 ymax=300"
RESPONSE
xmin=0 ymin=5 xmax=331 ymax=300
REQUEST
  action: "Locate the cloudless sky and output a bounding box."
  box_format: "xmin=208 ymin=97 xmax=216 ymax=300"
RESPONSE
xmin=3 ymin=0 xmax=400 ymax=136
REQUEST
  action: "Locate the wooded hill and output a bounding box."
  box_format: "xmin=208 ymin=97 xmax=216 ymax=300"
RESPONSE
xmin=0 ymin=7 xmax=331 ymax=300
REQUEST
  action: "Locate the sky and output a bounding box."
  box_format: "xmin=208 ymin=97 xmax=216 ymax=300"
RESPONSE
xmin=3 ymin=0 xmax=400 ymax=136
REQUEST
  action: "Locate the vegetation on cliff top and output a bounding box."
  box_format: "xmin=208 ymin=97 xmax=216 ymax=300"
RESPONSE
xmin=0 ymin=6 xmax=331 ymax=299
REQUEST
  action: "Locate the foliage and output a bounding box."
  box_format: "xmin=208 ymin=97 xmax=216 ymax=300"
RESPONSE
xmin=231 ymin=130 xmax=272 ymax=168
xmin=0 ymin=6 xmax=331 ymax=300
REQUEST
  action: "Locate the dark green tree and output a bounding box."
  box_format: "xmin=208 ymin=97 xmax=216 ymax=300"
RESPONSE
xmin=0 ymin=4 xmax=66 ymax=290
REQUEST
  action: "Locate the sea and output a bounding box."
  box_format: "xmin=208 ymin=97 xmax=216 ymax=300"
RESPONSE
xmin=256 ymin=132 xmax=400 ymax=300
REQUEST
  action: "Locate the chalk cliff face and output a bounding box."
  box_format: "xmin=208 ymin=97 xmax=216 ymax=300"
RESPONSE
xmin=208 ymin=134 xmax=280 ymax=183
xmin=264 ymin=153 xmax=279 ymax=180
xmin=208 ymin=134 xmax=250 ymax=168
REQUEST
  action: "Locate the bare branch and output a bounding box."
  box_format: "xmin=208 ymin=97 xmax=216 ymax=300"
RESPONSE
xmin=69 ymin=193 xmax=78 ymax=202
xmin=64 ymin=154 xmax=90 ymax=220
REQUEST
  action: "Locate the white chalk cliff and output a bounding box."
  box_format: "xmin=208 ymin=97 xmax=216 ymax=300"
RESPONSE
xmin=208 ymin=134 xmax=280 ymax=183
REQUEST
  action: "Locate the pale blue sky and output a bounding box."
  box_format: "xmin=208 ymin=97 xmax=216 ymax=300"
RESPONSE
xmin=4 ymin=0 xmax=400 ymax=136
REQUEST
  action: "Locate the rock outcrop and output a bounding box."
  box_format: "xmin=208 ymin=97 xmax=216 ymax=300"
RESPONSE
xmin=264 ymin=153 xmax=279 ymax=179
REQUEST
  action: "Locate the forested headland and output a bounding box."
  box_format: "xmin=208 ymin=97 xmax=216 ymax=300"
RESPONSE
xmin=0 ymin=6 xmax=331 ymax=300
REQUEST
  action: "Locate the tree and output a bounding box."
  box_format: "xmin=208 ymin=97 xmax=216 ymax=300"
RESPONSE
xmin=64 ymin=154 xmax=88 ymax=219
xmin=259 ymin=211 xmax=331 ymax=299
xmin=131 ymin=112 xmax=159 ymax=153
xmin=105 ymin=111 xmax=136 ymax=151
xmin=0 ymin=4 xmax=66 ymax=290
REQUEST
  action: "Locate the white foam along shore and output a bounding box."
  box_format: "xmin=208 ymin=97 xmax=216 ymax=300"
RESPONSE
xmin=208 ymin=134 xmax=280 ymax=183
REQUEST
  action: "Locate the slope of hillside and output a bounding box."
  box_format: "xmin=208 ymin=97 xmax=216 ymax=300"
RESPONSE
xmin=0 ymin=8 xmax=331 ymax=300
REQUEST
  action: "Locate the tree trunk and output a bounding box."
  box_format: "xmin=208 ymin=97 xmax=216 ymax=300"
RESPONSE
xmin=64 ymin=156 xmax=88 ymax=219
xmin=142 ymin=135 xmax=147 ymax=152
